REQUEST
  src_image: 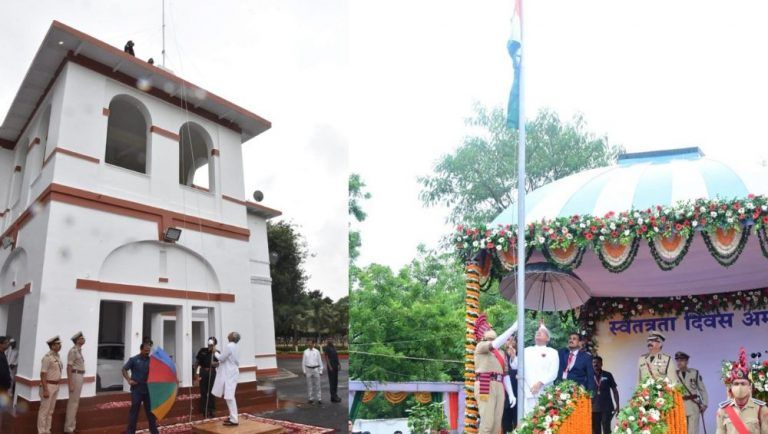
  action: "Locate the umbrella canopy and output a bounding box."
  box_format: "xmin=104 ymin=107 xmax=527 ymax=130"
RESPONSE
xmin=492 ymin=148 xmax=768 ymax=226
xmin=499 ymin=262 xmax=592 ymax=311
xmin=148 ymin=347 xmax=178 ymax=421
xmin=487 ymin=148 xmax=768 ymax=298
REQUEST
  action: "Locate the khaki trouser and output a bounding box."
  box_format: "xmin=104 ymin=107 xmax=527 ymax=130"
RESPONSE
xmin=38 ymin=384 xmax=59 ymax=434
xmin=685 ymin=400 xmax=701 ymax=434
xmin=476 ymin=381 xmax=505 ymax=434
xmin=65 ymin=373 xmax=84 ymax=432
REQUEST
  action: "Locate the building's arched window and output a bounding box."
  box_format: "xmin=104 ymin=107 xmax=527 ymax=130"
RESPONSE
xmin=178 ymin=122 xmax=213 ymax=191
xmin=105 ymin=96 xmax=149 ymax=174
xmin=10 ymin=137 xmax=29 ymax=207
xmin=30 ymin=105 xmax=52 ymax=177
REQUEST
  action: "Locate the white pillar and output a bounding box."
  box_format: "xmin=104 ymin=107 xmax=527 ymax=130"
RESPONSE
xmin=124 ymin=301 xmax=143 ymax=392
xmin=176 ymin=303 xmax=192 ymax=387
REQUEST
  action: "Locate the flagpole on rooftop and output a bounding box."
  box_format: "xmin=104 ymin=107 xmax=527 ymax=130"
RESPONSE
xmin=514 ymin=0 xmax=527 ymax=422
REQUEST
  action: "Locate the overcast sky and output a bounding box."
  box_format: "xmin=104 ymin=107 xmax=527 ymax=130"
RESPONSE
xmin=350 ymin=0 xmax=768 ymax=271
xmin=0 ymin=0 xmax=349 ymax=300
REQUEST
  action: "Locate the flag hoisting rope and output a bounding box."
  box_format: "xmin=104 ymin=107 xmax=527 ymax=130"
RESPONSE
xmin=507 ymin=0 xmax=528 ymax=422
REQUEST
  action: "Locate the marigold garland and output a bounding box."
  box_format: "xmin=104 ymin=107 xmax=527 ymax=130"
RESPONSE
xmin=362 ymin=391 xmax=377 ymax=403
xmin=514 ymin=380 xmax=591 ymax=434
xmin=464 ymin=263 xmax=481 ymax=433
xmin=454 ymin=195 xmax=768 ymax=277
xmin=413 ymin=392 xmax=433 ymax=404
xmin=384 ymin=391 xmax=409 ymax=405
xmin=612 ymin=377 xmax=685 ymax=434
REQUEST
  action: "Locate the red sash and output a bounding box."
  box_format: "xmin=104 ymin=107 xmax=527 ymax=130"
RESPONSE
xmin=491 ymin=348 xmax=507 ymax=372
xmin=724 ymin=404 xmax=751 ymax=434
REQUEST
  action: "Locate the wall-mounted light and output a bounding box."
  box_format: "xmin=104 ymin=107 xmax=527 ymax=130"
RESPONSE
xmin=163 ymin=227 xmax=182 ymax=242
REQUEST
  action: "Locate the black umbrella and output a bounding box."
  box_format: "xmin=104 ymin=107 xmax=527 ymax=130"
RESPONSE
xmin=499 ymin=262 xmax=592 ymax=312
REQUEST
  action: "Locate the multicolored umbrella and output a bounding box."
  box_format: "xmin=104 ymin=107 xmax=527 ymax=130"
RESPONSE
xmin=148 ymin=347 xmax=178 ymax=420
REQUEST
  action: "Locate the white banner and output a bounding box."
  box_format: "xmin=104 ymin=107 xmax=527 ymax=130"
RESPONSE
xmin=595 ymin=309 xmax=768 ymax=433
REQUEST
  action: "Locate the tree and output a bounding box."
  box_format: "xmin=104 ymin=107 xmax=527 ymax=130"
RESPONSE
xmin=267 ymin=221 xmax=309 ymax=341
xmin=419 ymin=104 xmax=623 ymax=225
xmin=349 ymin=173 xmax=371 ymax=265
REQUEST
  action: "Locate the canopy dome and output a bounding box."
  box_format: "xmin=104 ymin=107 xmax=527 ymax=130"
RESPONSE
xmin=492 ymin=147 xmax=768 ymax=226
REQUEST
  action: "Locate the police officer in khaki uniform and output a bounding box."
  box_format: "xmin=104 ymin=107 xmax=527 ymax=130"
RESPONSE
xmin=716 ymin=347 xmax=768 ymax=434
xmin=473 ymin=316 xmax=518 ymax=434
xmin=637 ymin=331 xmax=676 ymax=385
xmin=675 ymin=352 xmax=708 ymax=434
xmin=38 ymin=335 xmax=63 ymax=434
xmin=65 ymin=331 xmax=85 ymax=433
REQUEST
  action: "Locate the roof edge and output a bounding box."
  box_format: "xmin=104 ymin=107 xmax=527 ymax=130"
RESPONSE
xmin=246 ymin=201 xmax=282 ymax=219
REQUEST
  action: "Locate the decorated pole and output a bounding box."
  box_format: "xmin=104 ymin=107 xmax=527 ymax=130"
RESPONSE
xmin=463 ymin=262 xmax=482 ymax=432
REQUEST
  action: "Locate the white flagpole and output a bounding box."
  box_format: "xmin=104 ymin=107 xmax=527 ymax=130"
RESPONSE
xmin=515 ymin=0 xmax=527 ymax=422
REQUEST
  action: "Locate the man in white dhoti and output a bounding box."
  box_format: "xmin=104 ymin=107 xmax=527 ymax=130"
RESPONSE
xmin=212 ymin=331 xmax=241 ymax=426
xmin=522 ymin=323 xmax=559 ymax=415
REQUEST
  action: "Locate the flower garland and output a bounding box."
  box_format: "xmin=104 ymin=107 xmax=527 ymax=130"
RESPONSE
xmin=455 ymin=195 xmax=768 ymax=276
xmin=464 ymin=263 xmax=481 ymax=433
xmin=514 ymin=380 xmax=591 ymax=434
xmin=752 ymin=359 xmax=768 ymax=402
xmin=613 ymin=377 xmax=685 ymax=434
xmin=576 ymin=288 xmax=768 ymax=353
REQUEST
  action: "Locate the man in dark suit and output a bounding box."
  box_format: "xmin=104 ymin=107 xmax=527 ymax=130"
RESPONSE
xmin=555 ymin=332 xmax=595 ymax=392
xmin=591 ymin=356 xmax=619 ymax=434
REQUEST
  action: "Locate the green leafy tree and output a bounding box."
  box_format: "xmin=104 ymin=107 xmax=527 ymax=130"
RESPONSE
xmin=419 ymin=104 xmax=623 ymax=225
xmin=267 ymin=221 xmax=309 ymax=343
xmin=349 ymin=173 xmax=371 ymax=265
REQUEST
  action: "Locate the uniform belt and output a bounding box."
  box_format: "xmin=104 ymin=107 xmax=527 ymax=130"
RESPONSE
xmin=683 ymin=394 xmax=699 ymax=401
xmin=478 ymin=372 xmax=504 ymax=382
xmin=305 ymin=365 xmax=320 ymax=369
xmin=71 ymin=370 xmax=85 ymax=374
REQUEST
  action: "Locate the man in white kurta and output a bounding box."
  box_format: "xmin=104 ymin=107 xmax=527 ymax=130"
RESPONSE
xmin=522 ymin=324 xmax=559 ymax=415
xmin=302 ymin=340 xmax=324 ymax=404
xmin=212 ymin=332 xmax=241 ymax=426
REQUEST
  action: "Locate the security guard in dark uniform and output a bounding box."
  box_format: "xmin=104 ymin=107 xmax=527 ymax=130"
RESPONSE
xmin=193 ymin=337 xmax=219 ymax=418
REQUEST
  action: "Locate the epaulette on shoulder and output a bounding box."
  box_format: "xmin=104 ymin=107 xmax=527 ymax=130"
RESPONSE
xmin=753 ymin=398 xmax=766 ymax=406
xmin=719 ymin=399 xmax=733 ymax=409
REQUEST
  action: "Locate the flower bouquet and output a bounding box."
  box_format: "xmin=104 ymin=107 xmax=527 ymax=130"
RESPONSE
xmin=613 ymin=377 xmax=685 ymax=434
xmin=515 ymin=380 xmax=591 ymax=434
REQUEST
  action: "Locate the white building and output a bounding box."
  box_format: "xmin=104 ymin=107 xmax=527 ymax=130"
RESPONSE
xmin=0 ymin=21 xmax=280 ymax=406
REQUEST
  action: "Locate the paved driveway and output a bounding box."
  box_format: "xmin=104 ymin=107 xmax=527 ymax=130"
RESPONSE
xmin=257 ymin=357 xmax=349 ymax=432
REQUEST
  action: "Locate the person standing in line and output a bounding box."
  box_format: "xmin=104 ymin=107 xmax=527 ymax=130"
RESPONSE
xmin=556 ymin=332 xmax=596 ymax=393
xmin=302 ymin=340 xmax=324 ymax=404
xmin=194 ymin=337 xmax=219 ymax=418
xmin=591 ymin=356 xmax=619 ymax=434
xmin=0 ymin=336 xmax=12 ymax=431
xmin=4 ymin=337 xmax=17 ymax=396
xmin=123 ymin=342 xmax=159 ymax=434
xmin=212 ymin=332 xmax=241 ymax=426
xmin=501 ymin=336 xmax=519 ymax=434
xmin=64 ymin=332 xmax=86 ymax=434
xmin=675 ymin=352 xmax=708 ymax=434
xmin=637 ymin=331 xmax=676 ymax=385
xmin=522 ymin=323 xmax=559 ymax=415
xmin=38 ymin=336 xmax=63 ymax=434
xmin=715 ymin=347 xmax=768 ymax=434
xmin=473 ymin=314 xmax=517 ymax=434
xmin=323 ymin=338 xmax=342 ymax=403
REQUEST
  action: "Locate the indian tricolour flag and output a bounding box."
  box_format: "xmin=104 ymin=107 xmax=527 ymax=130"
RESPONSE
xmin=506 ymin=0 xmax=522 ymax=129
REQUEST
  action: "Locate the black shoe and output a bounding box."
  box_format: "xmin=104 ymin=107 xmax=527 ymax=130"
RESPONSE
xmin=332 ymin=397 xmax=342 ymax=403
xmin=307 ymin=400 xmax=314 ymax=404
xmin=316 ymin=400 xmax=322 ymax=404
xmin=223 ymin=420 xmax=239 ymax=426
